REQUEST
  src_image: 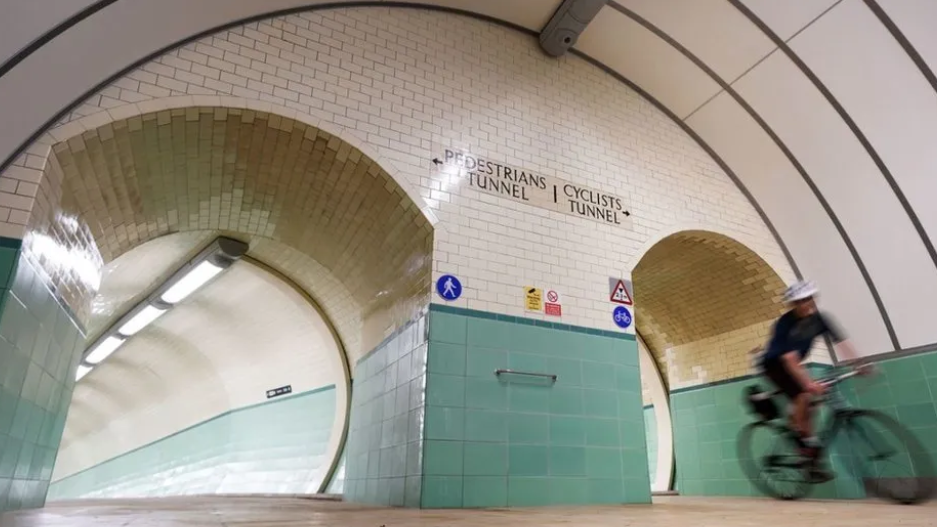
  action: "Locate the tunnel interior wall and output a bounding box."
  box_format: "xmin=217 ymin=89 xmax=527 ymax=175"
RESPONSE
xmin=48 ymin=385 xmax=337 ymax=499
xmin=1 ymin=3 xmax=937 ymax=512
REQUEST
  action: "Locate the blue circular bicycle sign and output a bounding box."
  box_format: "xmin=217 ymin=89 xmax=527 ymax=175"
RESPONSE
xmin=613 ymin=305 xmax=632 ymax=329
xmin=436 ymin=274 xmax=462 ymax=301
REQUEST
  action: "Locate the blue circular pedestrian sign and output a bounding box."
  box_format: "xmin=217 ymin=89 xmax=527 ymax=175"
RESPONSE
xmin=613 ymin=305 xmax=632 ymax=329
xmin=436 ymin=274 xmax=462 ymax=301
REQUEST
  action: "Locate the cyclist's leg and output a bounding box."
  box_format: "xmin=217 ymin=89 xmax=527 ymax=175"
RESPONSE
xmin=764 ymin=360 xmax=831 ymax=481
xmin=764 ymin=360 xmax=813 ymax=449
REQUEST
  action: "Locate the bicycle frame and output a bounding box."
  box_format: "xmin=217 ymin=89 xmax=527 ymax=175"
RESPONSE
xmin=814 ymin=378 xmax=855 ymax=449
xmin=753 ymin=368 xmax=861 ymax=449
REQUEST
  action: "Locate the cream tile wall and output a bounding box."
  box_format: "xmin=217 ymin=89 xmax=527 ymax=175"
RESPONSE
xmin=0 ymin=7 xmax=795 ymax=373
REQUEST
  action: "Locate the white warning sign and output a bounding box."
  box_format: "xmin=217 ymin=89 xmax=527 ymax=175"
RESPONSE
xmin=609 ymin=278 xmax=633 ymax=305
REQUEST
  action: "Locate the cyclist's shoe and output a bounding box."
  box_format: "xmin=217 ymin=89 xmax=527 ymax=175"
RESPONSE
xmin=800 ymin=449 xmax=834 ymax=483
xmin=797 ymin=445 xmax=834 ymax=483
xmin=806 ymin=465 xmax=834 ymax=483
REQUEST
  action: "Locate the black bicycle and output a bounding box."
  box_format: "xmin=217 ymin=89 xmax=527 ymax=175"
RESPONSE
xmin=738 ymin=367 xmax=936 ymax=504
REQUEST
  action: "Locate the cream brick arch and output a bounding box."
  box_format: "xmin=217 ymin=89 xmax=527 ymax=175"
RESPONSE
xmin=26 ymin=100 xmax=436 ymax=365
xmin=633 ymin=229 xmax=788 ymax=389
xmin=41 ymin=95 xmax=438 ymax=230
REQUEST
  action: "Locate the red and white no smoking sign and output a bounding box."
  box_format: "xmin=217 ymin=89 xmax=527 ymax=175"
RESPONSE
xmin=545 ymin=289 xmax=562 ymax=317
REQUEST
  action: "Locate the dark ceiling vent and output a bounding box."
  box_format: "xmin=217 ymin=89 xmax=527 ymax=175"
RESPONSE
xmin=539 ymin=0 xmax=607 ymax=57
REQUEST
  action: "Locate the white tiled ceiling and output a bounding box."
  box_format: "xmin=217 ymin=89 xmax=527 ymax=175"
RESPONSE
xmin=613 ymin=0 xmax=775 ymax=82
xmin=576 ymin=6 xmax=721 ymax=119
xmin=739 ymin=0 xmax=839 ymax=41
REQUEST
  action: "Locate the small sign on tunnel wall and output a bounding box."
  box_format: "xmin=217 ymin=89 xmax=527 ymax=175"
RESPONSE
xmin=266 ymin=385 xmax=292 ymax=399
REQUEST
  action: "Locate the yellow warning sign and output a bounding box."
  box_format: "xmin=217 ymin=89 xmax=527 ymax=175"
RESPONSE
xmin=524 ymin=287 xmax=543 ymax=311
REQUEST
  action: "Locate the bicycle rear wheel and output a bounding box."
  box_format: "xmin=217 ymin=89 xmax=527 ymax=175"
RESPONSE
xmin=737 ymin=421 xmax=812 ymax=500
xmin=839 ymin=409 xmax=936 ymax=504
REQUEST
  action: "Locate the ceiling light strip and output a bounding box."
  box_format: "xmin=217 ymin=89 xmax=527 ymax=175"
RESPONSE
xmin=76 ymin=236 xmax=248 ymax=382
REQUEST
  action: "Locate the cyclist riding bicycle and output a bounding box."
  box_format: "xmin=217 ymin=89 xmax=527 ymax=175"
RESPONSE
xmin=757 ymin=280 xmax=870 ymax=480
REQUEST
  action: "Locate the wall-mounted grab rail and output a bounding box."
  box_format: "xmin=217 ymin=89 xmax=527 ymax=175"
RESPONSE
xmin=494 ymin=369 xmax=557 ymax=382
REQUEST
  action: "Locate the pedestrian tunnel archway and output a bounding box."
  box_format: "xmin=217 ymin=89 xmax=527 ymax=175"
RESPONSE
xmin=632 ymin=230 xmax=804 ymax=495
xmin=18 ymin=106 xmax=434 ymax=499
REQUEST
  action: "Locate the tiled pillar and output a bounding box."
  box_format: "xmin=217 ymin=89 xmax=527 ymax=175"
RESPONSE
xmin=337 ymin=305 xmax=651 ymax=509
xmin=342 ymin=313 xmax=428 ymax=507
xmin=0 ymin=238 xmax=85 ymax=512
xmin=419 ymin=305 xmax=650 ymax=508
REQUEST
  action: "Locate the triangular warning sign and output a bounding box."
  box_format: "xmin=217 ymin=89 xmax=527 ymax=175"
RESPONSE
xmin=610 ymin=279 xmax=633 ymax=305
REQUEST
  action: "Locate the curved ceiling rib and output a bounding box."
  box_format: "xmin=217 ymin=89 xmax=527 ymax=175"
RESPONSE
xmin=730 ymin=0 xmax=937 ymax=284
xmin=0 ymin=0 xmax=115 ymax=79
xmin=864 ymin=0 xmax=937 ymax=97
xmin=606 ymin=0 xmax=899 ymax=350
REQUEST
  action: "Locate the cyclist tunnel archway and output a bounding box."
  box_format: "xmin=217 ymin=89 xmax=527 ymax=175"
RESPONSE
xmin=632 ymin=230 xmax=793 ymax=495
xmin=21 ymin=105 xmax=434 ymax=499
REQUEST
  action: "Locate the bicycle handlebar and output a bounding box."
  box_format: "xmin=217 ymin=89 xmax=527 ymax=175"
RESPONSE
xmin=750 ymin=367 xmax=861 ymax=401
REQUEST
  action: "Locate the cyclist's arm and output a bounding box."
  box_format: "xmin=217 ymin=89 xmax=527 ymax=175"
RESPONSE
xmin=820 ymin=312 xmax=863 ymax=364
xmin=833 ymin=339 xmax=861 ymax=363
xmin=781 ymin=351 xmax=815 ymax=390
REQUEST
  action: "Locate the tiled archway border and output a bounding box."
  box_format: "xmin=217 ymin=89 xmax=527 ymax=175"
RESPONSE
xmin=627 ymin=220 xmax=796 ymax=284
xmin=35 ymin=95 xmax=440 ymax=230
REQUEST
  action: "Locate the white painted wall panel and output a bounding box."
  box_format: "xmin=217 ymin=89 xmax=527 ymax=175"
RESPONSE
xmin=875 ymin=0 xmax=937 ymax=83
xmin=687 ymin=91 xmax=892 ymax=355
xmin=789 ymin=1 xmax=937 ymax=271
xmin=576 ymin=7 xmax=721 ymax=119
xmin=614 ymin=0 xmax=775 ymax=83
xmin=0 ymin=0 xmax=96 ymax=69
xmin=739 ymin=0 xmax=838 ymax=41
xmin=735 ymin=51 xmax=937 ymax=349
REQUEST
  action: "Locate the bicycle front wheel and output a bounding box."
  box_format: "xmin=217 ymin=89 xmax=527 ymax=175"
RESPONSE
xmin=737 ymin=421 xmax=812 ymax=501
xmin=839 ymin=409 xmax=936 ymax=505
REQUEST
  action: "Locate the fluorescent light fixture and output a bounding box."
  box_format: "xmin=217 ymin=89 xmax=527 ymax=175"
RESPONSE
xmin=85 ymin=336 xmax=126 ymax=365
xmin=160 ymin=260 xmax=224 ymax=304
xmin=80 ymin=237 xmax=248 ymax=367
xmin=118 ymin=305 xmax=167 ymax=336
xmin=76 ymin=365 xmax=92 ymax=382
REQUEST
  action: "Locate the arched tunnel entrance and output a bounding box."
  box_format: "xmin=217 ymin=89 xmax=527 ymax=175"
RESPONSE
xmin=632 ymin=230 xmax=806 ymax=495
xmin=20 ymin=106 xmax=434 ymax=499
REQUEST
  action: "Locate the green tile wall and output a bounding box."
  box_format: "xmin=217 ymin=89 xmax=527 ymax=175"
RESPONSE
xmin=421 ymin=305 xmax=650 ymax=508
xmin=644 ymin=406 xmax=657 ymax=488
xmin=848 ymin=351 xmax=937 ymax=478
xmin=343 ymin=313 xmax=427 ymax=507
xmin=0 ymin=242 xmax=86 ymax=512
xmin=46 ymin=385 xmax=337 ymax=499
xmin=668 ymin=359 xmax=937 ymax=500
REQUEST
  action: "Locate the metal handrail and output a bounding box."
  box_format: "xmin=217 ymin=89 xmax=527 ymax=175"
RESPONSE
xmin=494 ymin=369 xmax=557 ymax=382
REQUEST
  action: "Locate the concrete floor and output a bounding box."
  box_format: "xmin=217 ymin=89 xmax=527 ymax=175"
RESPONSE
xmin=2 ymin=496 xmax=934 ymax=526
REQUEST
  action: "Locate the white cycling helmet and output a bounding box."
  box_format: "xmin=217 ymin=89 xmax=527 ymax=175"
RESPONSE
xmin=783 ymin=280 xmax=819 ymax=302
